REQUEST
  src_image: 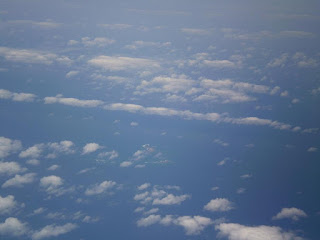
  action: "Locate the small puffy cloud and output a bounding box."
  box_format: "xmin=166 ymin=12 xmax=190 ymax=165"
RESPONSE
xmin=88 ymin=55 xmax=160 ymax=71
xmin=181 ymin=28 xmax=211 ymax=35
xmin=81 ymin=37 xmax=115 ymax=47
xmin=0 ymin=136 xmax=22 ymax=158
xmin=307 ymin=147 xmax=317 ymax=152
xmin=204 ymin=198 xmax=234 ymax=212
xmin=32 ymin=223 xmax=77 ymax=240
xmin=0 ymin=47 xmax=71 ymax=65
xmin=0 ymin=161 xmax=26 ymax=176
xmin=85 ymin=180 xmax=116 ymax=196
xmin=47 ymin=140 xmax=75 ymax=156
xmin=0 ymin=195 xmax=18 ymax=214
xmin=0 ymin=89 xmax=36 ymax=102
xmin=137 ymin=214 xmax=161 ymax=227
xmin=0 ymin=217 xmax=28 ymax=237
xmin=152 ymin=194 xmax=190 ymax=205
xmin=237 ymin=188 xmax=246 ymax=194
xmin=19 ymin=144 xmax=44 ymax=158
xmin=213 ymin=139 xmax=229 ymax=147
xmin=2 ymin=173 xmax=36 ymax=188
xmin=98 ymin=23 xmax=132 ymax=30
xmin=173 ymin=216 xmax=213 ymax=235
xmin=240 ymin=174 xmax=252 ymax=179
xmin=120 ymin=161 xmax=133 ymax=167
xmin=130 ymin=122 xmax=139 ymax=126
xmin=44 ymin=95 xmax=104 ymax=108
xmin=40 ymin=175 xmax=65 ymax=196
xmin=26 ymin=159 xmax=40 ymax=166
xmin=98 ymin=150 xmax=119 ymax=160
xmin=47 ymin=165 xmax=59 ymax=171
xmin=272 ymin=207 xmax=307 ymax=221
xmin=66 ymin=71 xmax=79 ymax=78
xmin=215 ymin=223 xmax=303 ymax=240
xmin=82 ymin=143 xmax=101 ymax=154
xmin=138 ymin=183 xmax=151 ymax=191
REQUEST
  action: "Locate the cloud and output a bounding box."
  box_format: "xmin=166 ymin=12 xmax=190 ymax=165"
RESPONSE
xmin=307 ymin=147 xmax=317 ymax=152
xmin=0 ymin=47 xmax=71 ymax=65
xmin=0 ymin=195 xmax=18 ymax=214
xmin=173 ymin=216 xmax=213 ymax=235
xmin=215 ymin=223 xmax=303 ymax=240
xmin=130 ymin=122 xmax=139 ymax=126
xmin=0 ymin=89 xmax=36 ymax=102
xmin=8 ymin=19 xmax=60 ymax=28
xmin=137 ymin=214 xmax=161 ymax=227
xmin=204 ymin=198 xmax=234 ymax=212
xmin=98 ymin=23 xmax=132 ymax=30
xmin=81 ymin=37 xmax=115 ymax=47
xmin=32 ymin=223 xmax=77 ymax=240
xmin=0 ymin=217 xmax=28 ymax=237
xmin=120 ymin=161 xmax=133 ymax=167
xmin=2 ymin=173 xmax=36 ymax=188
xmin=88 ymin=55 xmax=160 ymax=71
xmin=213 ymin=139 xmax=229 ymax=147
xmin=82 ymin=143 xmax=102 ymax=154
xmin=0 ymin=136 xmax=22 ymax=158
xmin=98 ymin=150 xmax=119 ymax=160
xmin=39 ymin=175 xmax=68 ymax=196
xmin=66 ymin=71 xmax=79 ymax=78
xmin=44 ymin=95 xmax=104 ymax=108
xmin=47 ymin=165 xmax=59 ymax=171
xmin=135 ymin=74 xmax=195 ymax=95
xmin=19 ymin=144 xmax=44 ymax=158
xmin=0 ymin=161 xmax=26 ymax=175
xmin=152 ymin=194 xmax=190 ymax=205
xmin=181 ymin=28 xmax=211 ymax=35
xmin=125 ymin=40 xmax=171 ymax=50
xmin=272 ymin=207 xmax=307 ymax=221
xmin=138 ymin=183 xmax=151 ymax=191
xmin=26 ymin=159 xmax=40 ymax=166
xmin=85 ymin=180 xmax=116 ymax=195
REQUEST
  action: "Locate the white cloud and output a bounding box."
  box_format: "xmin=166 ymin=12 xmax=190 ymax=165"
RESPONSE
xmin=66 ymin=71 xmax=79 ymax=78
xmin=48 ymin=140 xmax=75 ymax=155
xmin=125 ymin=40 xmax=171 ymax=50
xmin=152 ymin=194 xmax=190 ymax=205
xmin=88 ymin=55 xmax=160 ymax=71
xmin=26 ymin=159 xmax=40 ymax=166
xmin=0 ymin=161 xmax=26 ymax=175
xmin=130 ymin=122 xmax=139 ymax=126
xmin=0 ymin=217 xmax=28 ymax=237
xmin=267 ymin=54 xmax=288 ymax=68
xmin=0 ymin=195 xmax=18 ymax=214
xmin=81 ymin=37 xmax=115 ymax=47
xmin=135 ymin=74 xmax=195 ymax=95
xmin=120 ymin=161 xmax=133 ymax=167
xmin=215 ymin=223 xmax=303 ymax=240
xmin=272 ymin=207 xmax=307 ymax=221
xmin=44 ymin=95 xmax=104 ymax=108
xmin=138 ymin=183 xmax=151 ymax=191
xmin=98 ymin=150 xmax=119 ymax=160
xmin=0 ymin=47 xmax=71 ymax=65
xmin=0 ymin=136 xmax=22 ymax=158
xmin=8 ymin=19 xmax=60 ymax=28
xmin=137 ymin=214 xmax=161 ymax=227
xmin=307 ymin=147 xmax=317 ymax=152
xmin=98 ymin=23 xmax=132 ymax=30
xmin=213 ymin=139 xmax=229 ymax=147
xmin=19 ymin=144 xmax=44 ymax=158
xmin=40 ymin=175 xmax=65 ymax=195
xmin=240 ymin=174 xmax=252 ymax=179
xmin=204 ymin=198 xmax=234 ymax=212
xmin=173 ymin=216 xmax=213 ymax=235
xmin=2 ymin=173 xmax=36 ymax=188
xmin=47 ymin=165 xmax=59 ymax=171
xmin=82 ymin=143 xmax=101 ymax=155
xmin=85 ymin=180 xmax=116 ymax=195
xmin=181 ymin=28 xmax=211 ymax=35
xmin=32 ymin=223 xmax=77 ymax=240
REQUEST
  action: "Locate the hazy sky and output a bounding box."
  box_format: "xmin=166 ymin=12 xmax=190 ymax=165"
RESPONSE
xmin=0 ymin=0 xmax=320 ymax=239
